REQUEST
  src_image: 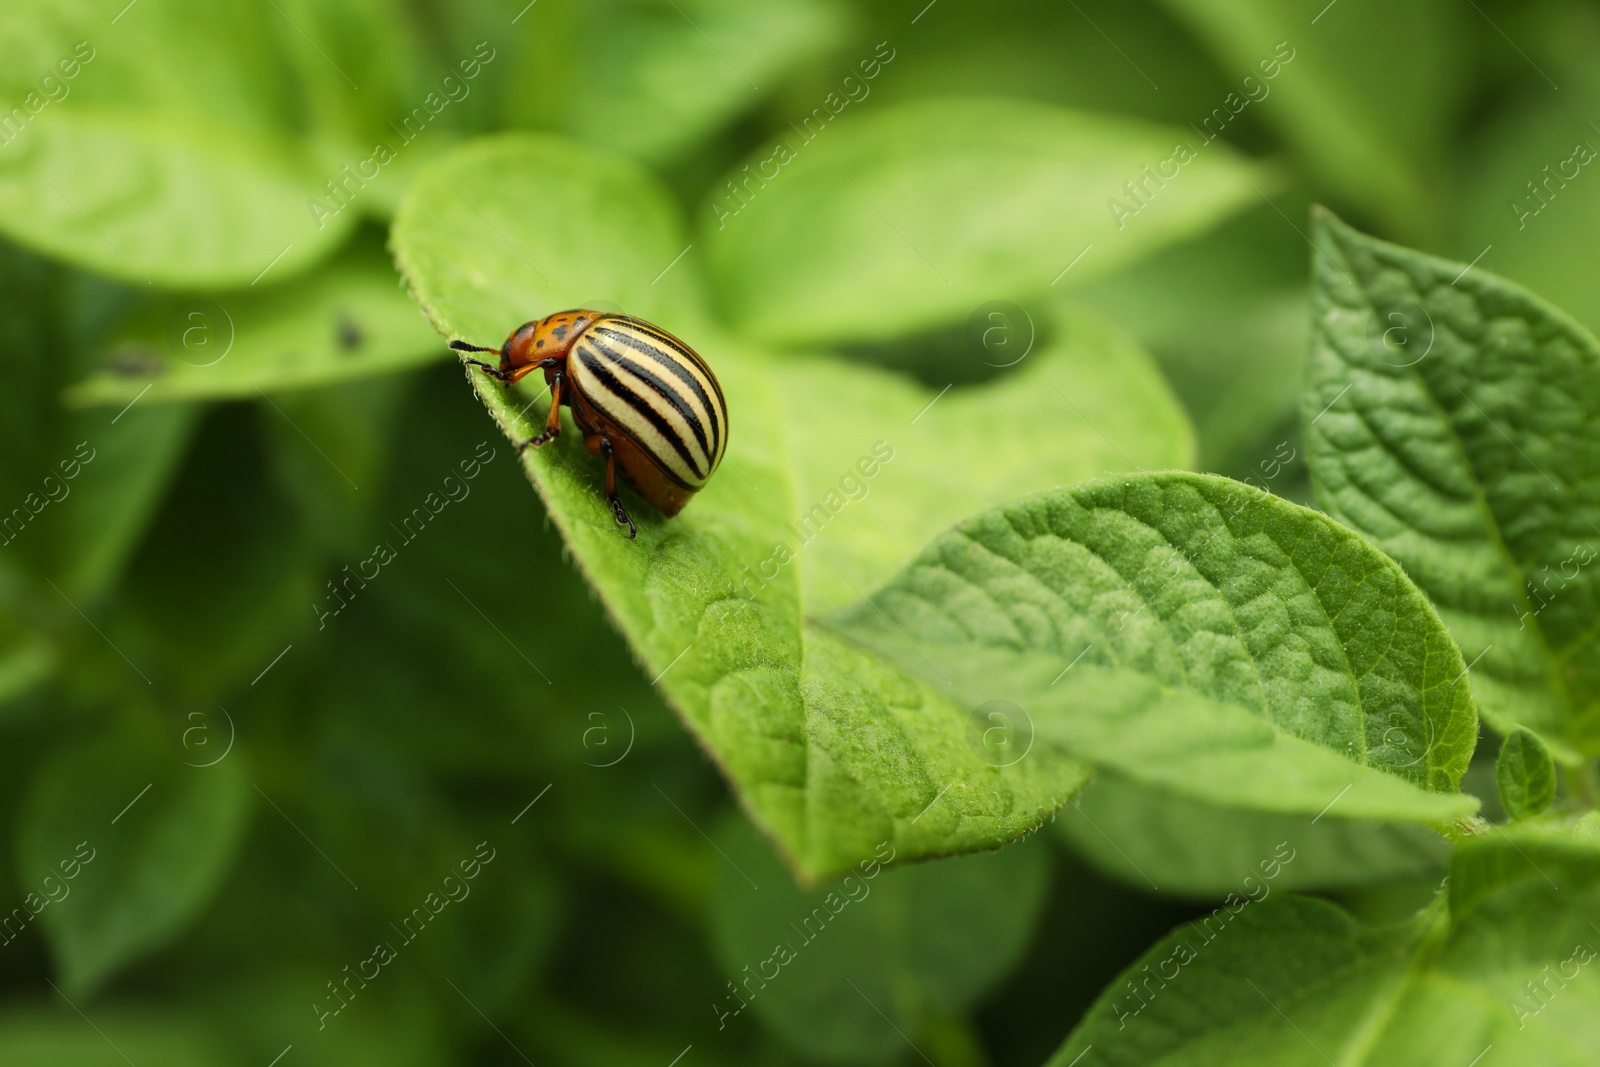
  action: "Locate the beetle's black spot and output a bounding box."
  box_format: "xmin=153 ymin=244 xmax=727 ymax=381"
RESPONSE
xmin=536 ymin=340 xmax=545 ymax=349
xmin=552 ymin=324 xmax=569 ymax=341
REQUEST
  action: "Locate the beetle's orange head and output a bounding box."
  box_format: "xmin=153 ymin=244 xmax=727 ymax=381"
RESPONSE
xmin=502 ymin=308 xmax=606 ymax=370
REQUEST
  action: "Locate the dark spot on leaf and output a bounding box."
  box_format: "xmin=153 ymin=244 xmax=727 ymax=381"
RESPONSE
xmin=103 ymin=344 xmax=166 ymax=378
xmin=336 ymin=315 xmax=364 ymax=352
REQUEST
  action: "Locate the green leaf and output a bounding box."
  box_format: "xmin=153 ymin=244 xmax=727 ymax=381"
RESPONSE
xmin=1156 ymin=0 xmax=1470 ymax=241
xmin=0 ymin=1 xmax=375 ymax=286
xmin=68 ymin=240 xmax=443 ymax=406
xmin=202 ymin=968 xmax=450 ymax=1067
xmin=114 ymin=410 xmax=324 ymax=692
xmin=0 ymin=635 xmax=54 ymax=710
xmin=0 ymin=109 xmax=355 ymax=288
xmin=773 ymin=307 xmax=1195 ymax=615
xmin=17 ymin=721 xmax=250 ymax=995
xmin=260 ymin=375 xmax=412 ymax=557
xmin=43 ymin=402 xmax=199 ymax=597
xmin=710 ymin=816 xmax=1048 ymax=1063
xmin=701 ymin=96 xmax=1272 ymax=345
xmin=1047 ymin=895 xmax=1435 ymax=1067
xmin=558 ymin=0 xmax=849 ymax=165
xmin=1049 ymin=822 xmax=1600 ymax=1066
xmin=1497 ymin=727 xmax=1558 ymax=821
xmin=0 ymin=1012 xmax=229 ymax=1066
xmin=391 ymin=133 xmax=1196 ymax=876
xmin=265 ymin=0 xmax=426 ymax=148
xmin=1058 ymin=773 xmax=1449 ymax=898
xmin=1303 ymin=209 xmax=1600 ymax=761
xmin=0 ymin=1 xmax=290 ymax=133
xmin=830 ymin=472 xmax=1479 ymax=824
xmin=1072 ymin=203 xmax=1311 ymax=472
xmin=861 ymin=0 xmax=1245 ymax=131
xmin=1449 ymin=812 xmax=1600 ymax=916
xmin=0 ymin=243 xmax=196 ymax=597
xmin=1455 ymin=65 xmax=1600 ymax=337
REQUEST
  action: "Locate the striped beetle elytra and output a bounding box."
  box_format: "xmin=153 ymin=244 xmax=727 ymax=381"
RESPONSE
xmin=452 ymin=310 xmax=728 ymax=538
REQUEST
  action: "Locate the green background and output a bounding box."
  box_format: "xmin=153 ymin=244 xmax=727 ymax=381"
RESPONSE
xmin=0 ymin=0 xmax=1595 ymax=1063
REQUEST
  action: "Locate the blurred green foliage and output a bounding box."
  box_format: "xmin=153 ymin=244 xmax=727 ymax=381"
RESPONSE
xmin=0 ymin=0 xmax=1596 ymax=1063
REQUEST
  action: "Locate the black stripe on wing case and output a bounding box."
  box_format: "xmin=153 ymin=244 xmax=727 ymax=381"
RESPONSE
xmin=591 ymin=325 xmax=723 ymax=455
xmin=581 ymin=335 xmax=715 ymax=461
xmin=575 ymin=348 xmax=705 ymax=484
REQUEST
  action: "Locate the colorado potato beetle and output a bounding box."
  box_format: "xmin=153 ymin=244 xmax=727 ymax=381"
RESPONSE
xmin=451 ymin=311 xmax=728 ymax=538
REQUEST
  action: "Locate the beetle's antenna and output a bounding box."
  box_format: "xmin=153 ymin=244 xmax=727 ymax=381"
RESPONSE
xmin=450 ymin=339 xmax=497 ymax=354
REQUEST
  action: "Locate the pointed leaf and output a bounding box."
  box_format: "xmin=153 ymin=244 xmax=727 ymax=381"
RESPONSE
xmin=1303 ymin=209 xmax=1600 ymax=761
xmin=831 ymin=472 xmax=1479 ymax=824
xmin=1497 ymin=727 xmax=1558 ymax=821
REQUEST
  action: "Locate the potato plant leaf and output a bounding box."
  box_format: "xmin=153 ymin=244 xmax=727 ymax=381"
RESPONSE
xmin=1497 ymin=727 xmax=1557 ymax=821
xmin=17 ymin=721 xmax=250 ymax=996
xmin=69 ymin=240 xmax=443 ymax=407
xmin=1059 ymin=773 xmax=1448 ymax=898
xmin=0 ymin=1 xmax=359 ymax=287
xmin=0 ymin=109 xmax=353 ymax=289
xmin=710 ymin=816 xmax=1049 ymax=1062
xmin=45 ymin=402 xmax=198 ymax=598
xmin=1304 ymin=209 xmax=1600 ymax=762
xmin=1156 ymin=0 xmax=1469 ymax=241
xmin=390 ymin=133 xmax=1195 ymax=877
xmin=701 ymin=96 xmax=1272 ymax=345
xmin=1047 ymin=821 xmax=1600 ymax=1066
xmin=0 ymin=1012 xmax=229 ymax=1066
xmin=830 ymin=472 xmax=1479 ymax=825
xmin=557 ymin=0 xmax=848 ymax=166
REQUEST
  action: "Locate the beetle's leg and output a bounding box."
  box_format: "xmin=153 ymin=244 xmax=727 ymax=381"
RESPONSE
xmin=458 ymin=357 xmax=508 ymax=382
xmin=600 ymin=438 xmax=637 ymax=539
xmin=516 ymin=371 xmax=564 ymax=451
xmin=449 ymin=340 xmax=510 ymax=382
